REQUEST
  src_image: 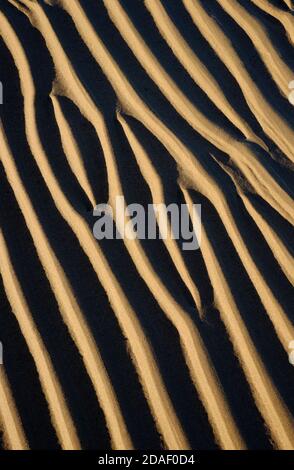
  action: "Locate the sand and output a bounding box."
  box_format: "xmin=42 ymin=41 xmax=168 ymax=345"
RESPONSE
xmin=0 ymin=0 xmax=293 ymax=450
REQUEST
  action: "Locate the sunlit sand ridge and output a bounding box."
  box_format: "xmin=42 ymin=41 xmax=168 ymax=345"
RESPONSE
xmin=0 ymin=0 xmax=293 ymax=450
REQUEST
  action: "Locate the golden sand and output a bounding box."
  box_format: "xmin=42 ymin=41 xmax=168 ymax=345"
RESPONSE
xmin=0 ymin=0 xmax=293 ymax=450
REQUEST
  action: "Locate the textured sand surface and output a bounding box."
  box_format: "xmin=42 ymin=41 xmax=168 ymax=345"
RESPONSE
xmin=0 ymin=0 xmax=293 ymax=450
